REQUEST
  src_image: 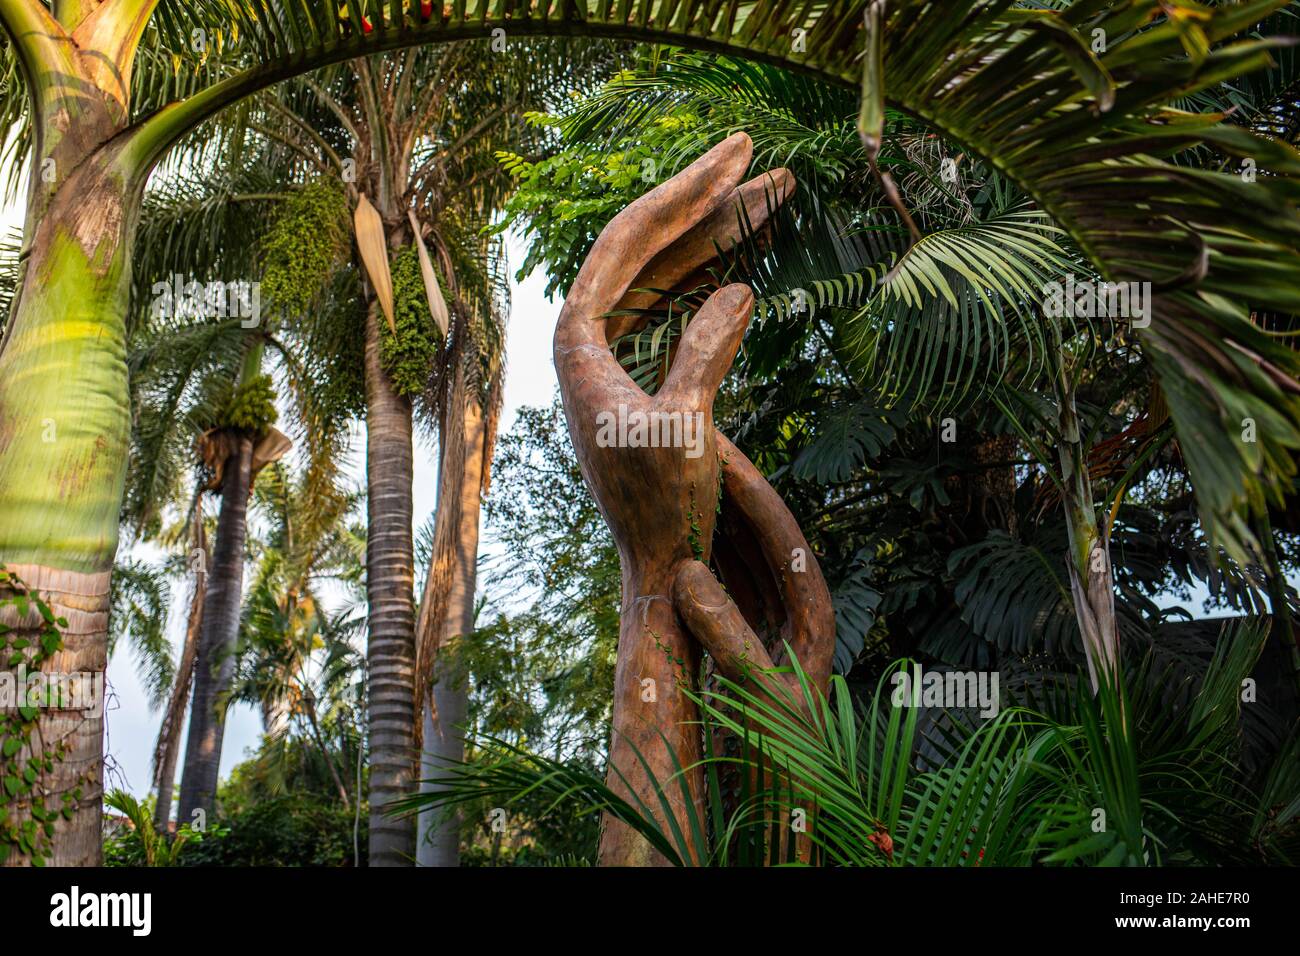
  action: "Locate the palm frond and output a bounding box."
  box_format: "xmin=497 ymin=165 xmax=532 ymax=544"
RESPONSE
xmin=107 ymin=558 xmax=175 ymax=709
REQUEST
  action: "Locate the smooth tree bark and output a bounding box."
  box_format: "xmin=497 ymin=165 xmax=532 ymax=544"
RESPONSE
xmin=151 ymin=516 xmax=207 ymax=830
xmin=417 ymin=389 xmax=488 ymax=867
xmin=1053 ymin=366 xmax=1121 ymax=694
xmin=554 ymin=134 xmax=835 ymax=866
xmin=177 ymin=434 xmax=254 ymax=828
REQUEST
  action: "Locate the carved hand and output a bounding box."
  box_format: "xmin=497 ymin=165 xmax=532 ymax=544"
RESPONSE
xmin=554 ymin=132 xmax=834 ymax=865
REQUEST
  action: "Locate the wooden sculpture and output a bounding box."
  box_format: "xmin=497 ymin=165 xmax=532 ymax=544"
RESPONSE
xmin=554 ymin=132 xmax=835 ymax=866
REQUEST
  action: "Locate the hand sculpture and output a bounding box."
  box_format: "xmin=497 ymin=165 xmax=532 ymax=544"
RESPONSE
xmin=554 ymin=133 xmax=835 ymax=866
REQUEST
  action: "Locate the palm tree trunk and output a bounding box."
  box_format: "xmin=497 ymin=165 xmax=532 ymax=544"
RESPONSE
xmin=0 ymin=565 xmax=111 ymax=866
xmin=364 ymin=299 xmax=418 ymax=866
xmin=1055 ymin=367 xmax=1119 ymax=693
xmin=0 ymin=141 xmax=142 ymax=866
xmin=177 ymin=435 xmax=254 ymax=827
xmin=417 ymin=393 xmax=487 ymax=867
xmin=152 ymin=519 xmax=207 ymax=830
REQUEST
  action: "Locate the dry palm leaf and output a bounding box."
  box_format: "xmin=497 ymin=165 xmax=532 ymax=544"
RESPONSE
xmin=408 ymin=208 xmax=449 ymax=337
xmin=251 ymin=426 xmax=293 ymax=476
xmin=355 ymin=193 xmax=395 ymax=333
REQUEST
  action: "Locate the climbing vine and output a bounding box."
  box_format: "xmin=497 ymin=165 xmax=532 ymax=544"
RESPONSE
xmin=0 ymin=566 xmax=75 ymax=867
xmin=380 ymin=245 xmax=444 ymax=400
xmin=687 ymin=484 xmax=705 ymax=562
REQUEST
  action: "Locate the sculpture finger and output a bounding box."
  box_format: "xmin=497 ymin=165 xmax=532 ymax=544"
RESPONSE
xmin=657 ymin=284 xmax=754 ymax=410
xmin=607 ymin=168 xmax=797 ymax=342
xmin=555 ymin=131 xmax=754 ymax=358
xmin=672 ymin=560 xmax=788 ymax=696
xmin=715 ymin=433 xmax=835 ymax=691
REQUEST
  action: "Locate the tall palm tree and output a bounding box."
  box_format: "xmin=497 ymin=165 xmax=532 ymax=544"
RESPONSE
xmin=146 ymin=40 xmax=583 ymax=862
xmin=149 ymin=508 xmax=206 ymax=830
xmin=294 ymin=45 xmax=526 ymax=866
xmin=415 ymin=298 xmax=502 ymax=867
xmin=175 ymin=338 xmax=291 ymax=825
xmin=122 ymin=149 xmax=354 ymax=827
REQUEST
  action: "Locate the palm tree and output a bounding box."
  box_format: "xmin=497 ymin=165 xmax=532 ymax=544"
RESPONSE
xmin=175 ymin=338 xmax=289 ymax=826
xmin=300 ymin=46 xmax=523 ymax=866
xmin=122 ymin=151 xmax=355 ymax=828
xmin=140 ymin=41 xmax=579 ymax=862
xmin=414 ymin=298 xmax=502 ymax=867
xmin=148 ymin=508 xmax=206 ymax=831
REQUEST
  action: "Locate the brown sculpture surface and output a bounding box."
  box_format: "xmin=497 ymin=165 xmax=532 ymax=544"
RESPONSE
xmin=554 ymin=132 xmax=835 ymax=866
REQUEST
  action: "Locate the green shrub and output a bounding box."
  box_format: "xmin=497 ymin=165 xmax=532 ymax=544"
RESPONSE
xmin=173 ymin=795 xmax=362 ymax=868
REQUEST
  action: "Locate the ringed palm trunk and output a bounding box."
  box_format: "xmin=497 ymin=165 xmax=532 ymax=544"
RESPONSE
xmin=417 ymin=394 xmax=487 ymax=867
xmin=364 ymin=299 xmax=418 ymax=866
xmin=177 ymin=434 xmax=253 ymax=827
xmin=0 ymin=0 xmax=262 ymax=865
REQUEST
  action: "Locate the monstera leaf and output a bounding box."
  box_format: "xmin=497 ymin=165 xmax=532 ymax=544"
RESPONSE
xmin=793 ymin=401 xmax=901 ymax=484
xmin=831 ymin=548 xmax=882 ymax=674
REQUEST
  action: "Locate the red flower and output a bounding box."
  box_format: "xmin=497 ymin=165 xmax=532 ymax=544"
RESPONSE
xmin=868 ymin=825 xmax=894 ymax=861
